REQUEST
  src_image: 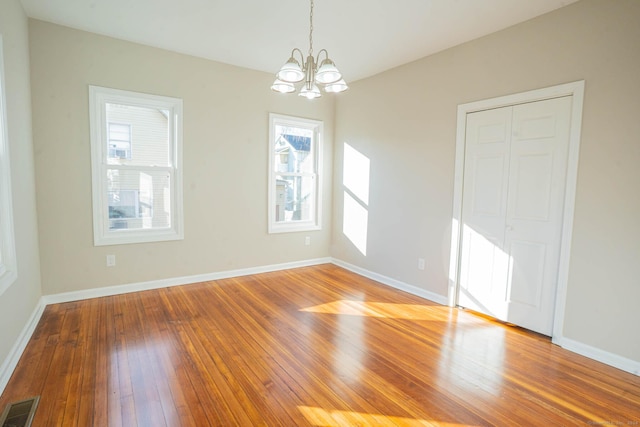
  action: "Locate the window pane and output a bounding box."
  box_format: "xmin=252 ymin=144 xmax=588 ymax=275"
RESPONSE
xmin=274 ymin=174 xmax=314 ymax=222
xmin=106 ymin=103 xmax=170 ymax=167
xmin=106 ymin=168 xmax=171 ymax=231
xmin=108 ymin=189 xmax=140 ymax=219
xmin=274 ymin=125 xmax=314 ymax=173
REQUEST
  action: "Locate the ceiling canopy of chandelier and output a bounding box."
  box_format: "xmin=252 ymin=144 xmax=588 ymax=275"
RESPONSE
xmin=271 ymin=0 xmax=348 ymax=99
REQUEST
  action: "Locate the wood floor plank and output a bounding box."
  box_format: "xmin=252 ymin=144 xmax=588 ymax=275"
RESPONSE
xmin=112 ymin=294 xmax=138 ymax=427
xmin=1 ymin=264 xmax=639 ymax=426
xmin=156 ymin=288 xmax=216 ymax=426
xmin=63 ymin=298 xmax=96 ymax=427
xmin=104 ymin=296 xmax=124 ymax=427
xmin=124 ymin=292 xmax=169 ymax=427
xmin=48 ymin=303 xmax=82 ymax=426
xmin=139 ymin=289 xmax=193 ymax=427
xmin=92 ymin=297 xmax=109 ymax=427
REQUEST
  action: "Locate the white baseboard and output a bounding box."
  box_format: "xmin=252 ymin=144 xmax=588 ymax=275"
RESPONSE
xmin=0 ymin=297 xmax=46 ymax=394
xmin=330 ymin=258 xmax=449 ymax=306
xmin=553 ymin=336 xmax=640 ymax=376
xmin=43 ymin=257 xmax=332 ymax=305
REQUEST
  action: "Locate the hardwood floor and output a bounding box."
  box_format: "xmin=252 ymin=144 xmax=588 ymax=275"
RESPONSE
xmin=1 ymin=264 xmax=638 ymax=426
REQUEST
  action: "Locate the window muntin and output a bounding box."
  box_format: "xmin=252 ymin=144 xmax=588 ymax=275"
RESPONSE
xmin=90 ymin=86 xmax=183 ymax=246
xmin=268 ymin=114 xmax=322 ymax=233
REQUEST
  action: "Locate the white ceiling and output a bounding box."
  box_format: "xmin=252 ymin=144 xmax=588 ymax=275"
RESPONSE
xmin=20 ymin=0 xmax=579 ymax=82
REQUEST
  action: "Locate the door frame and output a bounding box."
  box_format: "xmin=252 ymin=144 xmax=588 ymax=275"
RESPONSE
xmin=448 ymin=80 xmax=585 ymax=343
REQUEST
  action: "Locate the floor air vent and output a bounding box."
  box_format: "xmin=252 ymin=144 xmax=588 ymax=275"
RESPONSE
xmin=0 ymin=396 xmax=39 ymax=427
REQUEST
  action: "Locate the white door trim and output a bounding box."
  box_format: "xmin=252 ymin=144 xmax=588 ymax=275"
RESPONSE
xmin=449 ymin=80 xmax=585 ymax=344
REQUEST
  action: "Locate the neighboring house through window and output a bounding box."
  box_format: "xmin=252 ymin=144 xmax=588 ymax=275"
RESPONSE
xmin=0 ymin=36 xmax=17 ymax=295
xmin=89 ymin=86 xmax=183 ymax=245
xmin=108 ymin=123 xmax=132 ymax=159
xmin=268 ymin=113 xmax=322 ymax=233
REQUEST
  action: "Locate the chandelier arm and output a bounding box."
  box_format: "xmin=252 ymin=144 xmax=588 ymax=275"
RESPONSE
xmin=291 ymin=48 xmax=306 ymax=67
xmin=315 ymin=49 xmax=329 ymax=68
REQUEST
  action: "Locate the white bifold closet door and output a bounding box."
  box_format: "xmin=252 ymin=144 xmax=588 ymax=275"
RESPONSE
xmin=458 ymin=96 xmax=572 ymax=336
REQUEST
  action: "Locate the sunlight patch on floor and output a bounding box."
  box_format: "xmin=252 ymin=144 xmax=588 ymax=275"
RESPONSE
xmin=300 ymin=300 xmax=458 ymax=321
xmin=298 ymin=406 xmax=475 ymax=426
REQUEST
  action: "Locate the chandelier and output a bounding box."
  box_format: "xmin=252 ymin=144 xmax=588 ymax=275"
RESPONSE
xmin=271 ymin=0 xmax=348 ymax=99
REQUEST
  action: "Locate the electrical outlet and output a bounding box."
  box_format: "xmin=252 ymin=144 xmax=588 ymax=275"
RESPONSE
xmin=305 ymin=236 xmax=311 ymax=246
xmin=418 ymin=258 xmax=425 ymax=270
xmin=106 ymin=254 xmax=116 ymax=267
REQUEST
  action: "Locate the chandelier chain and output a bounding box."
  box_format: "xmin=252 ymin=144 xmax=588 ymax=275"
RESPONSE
xmin=309 ymin=0 xmax=314 ymax=57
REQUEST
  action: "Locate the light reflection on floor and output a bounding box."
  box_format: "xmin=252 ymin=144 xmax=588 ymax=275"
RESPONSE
xmin=437 ymin=310 xmax=507 ymax=397
xmin=301 ymin=300 xmax=483 ymax=323
xmin=112 ymin=338 xmax=181 ymax=426
xmin=301 ymin=299 xmax=508 ymax=405
xmin=331 ymin=303 xmax=365 ymax=385
xmin=298 ymin=406 xmax=478 ymax=427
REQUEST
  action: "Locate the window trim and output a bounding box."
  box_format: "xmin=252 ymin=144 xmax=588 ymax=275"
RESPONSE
xmin=89 ymin=85 xmax=183 ymax=246
xmin=0 ymin=36 xmax=17 ymax=295
xmin=268 ymin=113 xmax=323 ymax=233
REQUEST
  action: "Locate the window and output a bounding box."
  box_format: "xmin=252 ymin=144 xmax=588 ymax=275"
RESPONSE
xmin=89 ymin=86 xmax=183 ymax=246
xmin=268 ymin=113 xmax=322 ymax=233
xmin=0 ymin=37 xmax=17 ymax=295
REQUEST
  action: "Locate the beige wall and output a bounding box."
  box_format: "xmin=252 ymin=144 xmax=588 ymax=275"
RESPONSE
xmin=0 ymin=0 xmax=43 ymax=370
xmin=29 ymin=20 xmax=334 ymax=295
xmin=332 ymin=0 xmax=640 ymax=362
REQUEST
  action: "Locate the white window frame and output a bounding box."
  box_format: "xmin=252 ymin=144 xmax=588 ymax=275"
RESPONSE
xmin=0 ymin=36 xmax=17 ymax=295
xmin=89 ymin=85 xmax=183 ymax=246
xmin=268 ymin=113 xmax=323 ymax=233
